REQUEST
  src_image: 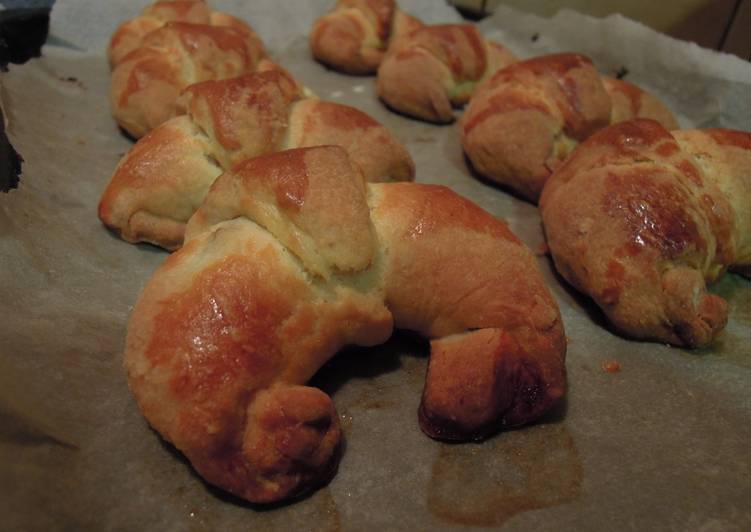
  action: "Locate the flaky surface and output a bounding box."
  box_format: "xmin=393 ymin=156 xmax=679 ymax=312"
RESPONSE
xmin=461 ymin=54 xmax=678 ymax=202
xmin=310 ymin=0 xmax=422 ymax=75
xmin=376 ymin=24 xmax=517 ymax=123
xmin=107 ymin=0 xmax=256 ymax=67
xmin=99 ymin=71 xmax=415 ymax=250
xmin=126 ymin=146 xmax=566 ymax=503
xmin=540 ymin=119 xmax=751 ymax=347
xmin=110 ymin=21 xmax=267 ymax=138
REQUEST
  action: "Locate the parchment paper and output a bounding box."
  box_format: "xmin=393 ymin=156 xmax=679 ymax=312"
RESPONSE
xmin=1 ymin=1 xmax=750 ymax=530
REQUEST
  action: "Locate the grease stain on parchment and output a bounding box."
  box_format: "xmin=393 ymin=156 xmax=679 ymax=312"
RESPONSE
xmin=318 ymin=487 xmax=343 ymax=532
xmin=427 ymin=423 xmax=582 ymax=527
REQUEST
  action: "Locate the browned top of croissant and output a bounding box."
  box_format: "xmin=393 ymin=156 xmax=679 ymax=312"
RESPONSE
xmin=110 ymin=21 xmax=269 ymax=138
xmin=601 ymin=76 xmax=679 ymax=130
xmin=100 ymin=70 xmax=415 ymax=250
xmin=461 ymin=53 xmax=678 ymax=202
xmin=310 ymin=0 xmax=423 ymax=74
xmin=376 ymin=24 xmax=517 ymax=123
xmin=108 ymin=0 xmax=257 ymax=67
xmin=467 ymin=53 xmax=611 ymax=139
xmin=126 ymin=145 xmax=566 ymax=503
xmin=540 ymin=119 xmax=751 ymax=347
xmin=389 ymin=24 xmax=492 ymax=80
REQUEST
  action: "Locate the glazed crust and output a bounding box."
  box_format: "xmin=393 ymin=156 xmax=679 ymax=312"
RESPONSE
xmin=376 ymin=24 xmax=517 ymax=123
xmin=310 ymin=0 xmax=423 ymax=75
xmin=461 ymin=54 xmax=679 ymax=202
xmin=540 ymin=119 xmax=751 ymax=347
xmin=110 ymin=21 xmax=268 ymax=138
xmin=99 ymin=71 xmax=415 ymax=250
xmin=107 ymin=0 xmax=257 ymax=67
xmin=126 ymin=146 xmax=566 ymax=503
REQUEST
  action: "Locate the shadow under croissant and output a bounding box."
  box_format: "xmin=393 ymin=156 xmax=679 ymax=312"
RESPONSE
xmin=543 ymin=254 xmax=618 ymax=336
xmin=117 ymin=126 xmax=139 ymax=144
xmin=312 ymin=60 xmax=375 ymax=78
xmin=377 ymin=97 xmax=461 ymax=126
xmin=461 ymin=152 xmax=540 ymax=205
xmin=99 ymin=222 xmax=168 ymax=258
xmin=156 ymin=433 xmax=343 ymax=511
xmin=309 ymin=329 xmax=429 ymax=398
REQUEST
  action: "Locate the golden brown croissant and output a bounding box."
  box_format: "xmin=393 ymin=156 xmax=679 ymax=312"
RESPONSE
xmin=376 ymin=24 xmax=517 ymax=123
xmin=461 ymin=53 xmax=678 ymax=202
xmin=99 ymin=70 xmax=415 ymax=250
xmin=540 ymin=119 xmax=751 ymax=347
xmin=310 ymin=0 xmax=423 ymax=75
xmin=110 ymin=21 xmax=270 ymax=139
xmin=107 ymin=0 xmax=256 ymax=67
xmin=125 ymin=145 xmax=567 ymax=503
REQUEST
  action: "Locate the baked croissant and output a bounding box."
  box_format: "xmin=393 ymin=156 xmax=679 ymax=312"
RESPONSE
xmin=125 ymin=145 xmax=567 ymax=503
xmin=461 ymin=53 xmax=678 ymax=202
xmin=310 ymin=0 xmax=423 ymax=75
xmin=111 ymin=21 xmax=269 ymax=138
xmin=99 ymin=70 xmax=415 ymax=250
xmin=108 ymin=0 xmax=257 ymax=67
xmin=540 ymin=119 xmax=751 ymax=347
xmin=376 ymin=24 xmax=517 ymax=123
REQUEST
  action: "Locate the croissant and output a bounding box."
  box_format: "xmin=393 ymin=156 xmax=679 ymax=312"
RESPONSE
xmin=540 ymin=119 xmax=751 ymax=347
xmin=310 ymin=0 xmax=423 ymax=74
xmin=461 ymin=53 xmax=678 ymax=202
xmin=99 ymin=70 xmax=415 ymax=250
xmin=376 ymin=24 xmax=517 ymax=123
xmin=111 ymin=21 xmax=269 ymax=138
xmin=125 ymin=145 xmax=567 ymax=503
xmin=107 ymin=0 xmax=257 ymax=67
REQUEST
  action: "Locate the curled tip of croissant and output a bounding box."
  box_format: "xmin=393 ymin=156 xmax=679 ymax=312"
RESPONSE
xmin=661 ymin=267 xmax=728 ymax=347
xmin=233 ymin=385 xmax=343 ymax=503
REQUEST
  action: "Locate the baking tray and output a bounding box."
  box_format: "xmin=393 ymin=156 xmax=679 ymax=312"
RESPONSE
xmin=1 ymin=1 xmax=749 ymax=529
